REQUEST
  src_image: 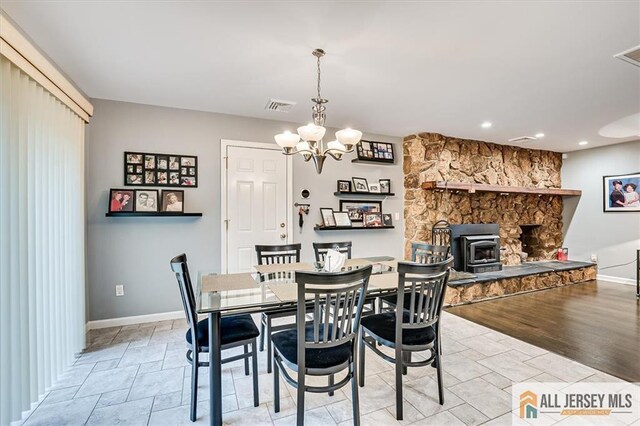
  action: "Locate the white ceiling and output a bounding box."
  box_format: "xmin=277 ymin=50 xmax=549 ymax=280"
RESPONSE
xmin=2 ymin=1 xmax=639 ymax=152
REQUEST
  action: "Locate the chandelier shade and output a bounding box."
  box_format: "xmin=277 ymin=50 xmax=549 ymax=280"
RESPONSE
xmin=273 ymin=48 xmax=362 ymax=174
xmin=274 ymin=131 xmax=300 ymax=148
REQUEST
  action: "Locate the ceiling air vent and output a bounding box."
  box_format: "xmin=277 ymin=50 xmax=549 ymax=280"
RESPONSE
xmin=264 ymin=99 xmax=296 ymax=112
xmin=508 ymin=136 xmax=537 ymax=143
xmin=614 ymin=45 xmax=640 ymax=68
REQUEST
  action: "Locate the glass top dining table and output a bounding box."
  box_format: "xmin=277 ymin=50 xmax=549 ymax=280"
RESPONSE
xmin=195 ymin=256 xmax=397 ymax=426
xmin=196 ymin=256 xmax=398 ymax=314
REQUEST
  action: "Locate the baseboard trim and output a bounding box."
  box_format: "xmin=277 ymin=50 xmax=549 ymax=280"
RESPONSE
xmin=86 ymin=310 xmax=184 ymax=330
xmin=597 ymin=274 xmax=636 ymax=286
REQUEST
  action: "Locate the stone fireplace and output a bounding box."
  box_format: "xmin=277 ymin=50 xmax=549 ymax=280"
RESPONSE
xmin=404 ymin=133 xmax=564 ymax=265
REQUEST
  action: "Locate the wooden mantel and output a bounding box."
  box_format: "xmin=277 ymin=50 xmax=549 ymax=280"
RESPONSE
xmin=421 ymin=181 xmax=582 ymax=196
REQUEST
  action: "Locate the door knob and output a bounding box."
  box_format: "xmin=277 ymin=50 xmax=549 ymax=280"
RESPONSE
xmin=280 ymin=233 xmax=287 ymax=239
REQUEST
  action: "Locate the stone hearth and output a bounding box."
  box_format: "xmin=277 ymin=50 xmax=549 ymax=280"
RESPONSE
xmin=404 ymin=132 xmax=564 ymax=264
xmin=445 ymin=261 xmax=597 ymax=306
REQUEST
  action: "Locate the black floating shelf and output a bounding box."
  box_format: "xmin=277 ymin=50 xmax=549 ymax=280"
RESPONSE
xmin=351 ymin=159 xmax=395 ymax=166
xmin=314 ymin=225 xmax=395 ymax=231
xmin=334 ymin=191 xmax=395 ymax=198
xmin=105 ymin=212 xmax=203 ymax=217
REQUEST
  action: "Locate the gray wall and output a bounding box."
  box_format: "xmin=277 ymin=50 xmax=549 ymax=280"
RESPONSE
xmin=86 ymin=99 xmax=403 ymax=321
xmin=562 ymin=140 xmax=640 ymax=281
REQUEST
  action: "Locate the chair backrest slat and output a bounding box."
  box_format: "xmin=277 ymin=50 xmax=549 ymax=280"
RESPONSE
xmin=170 ymin=253 xmax=199 ymax=350
xmin=295 ymin=266 xmax=372 ymax=359
xmin=312 ymin=241 xmax=352 ymax=262
xmin=395 ymin=259 xmax=453 ymax=341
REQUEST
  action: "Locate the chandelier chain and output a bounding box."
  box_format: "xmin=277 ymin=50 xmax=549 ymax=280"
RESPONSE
xmin=316 ymin=54 xmax=322 ymax=100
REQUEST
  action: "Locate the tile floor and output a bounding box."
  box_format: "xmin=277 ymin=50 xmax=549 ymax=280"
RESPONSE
xmin=18 ymin=312 xmax=634 ymax=426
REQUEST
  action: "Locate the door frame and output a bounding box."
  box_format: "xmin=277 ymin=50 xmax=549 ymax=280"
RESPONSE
xmin=220 ymin=139 xmax=293 ymax=274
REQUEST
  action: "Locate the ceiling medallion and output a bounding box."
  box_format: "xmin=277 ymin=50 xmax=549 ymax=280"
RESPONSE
xmin=274 ymin=49 xmax=362 ymax=174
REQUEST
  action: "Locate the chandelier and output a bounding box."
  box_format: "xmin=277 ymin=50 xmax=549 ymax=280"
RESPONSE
xmin=274 ymin=48 xmax=362 ymax=174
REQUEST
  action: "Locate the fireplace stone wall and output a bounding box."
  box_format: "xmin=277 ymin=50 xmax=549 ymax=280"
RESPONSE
xmin=404 ymin=132 xmax=564 ymax=264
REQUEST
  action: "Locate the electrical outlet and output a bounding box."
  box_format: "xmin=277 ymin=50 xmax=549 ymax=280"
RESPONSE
xmin=115 ymin=285 xmax=124 ymax=296
xmin=590 ymin=254 xmax=598 ymax=263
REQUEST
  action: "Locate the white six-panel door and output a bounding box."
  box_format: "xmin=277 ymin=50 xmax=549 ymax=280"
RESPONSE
xmin=223 ymin=143 xmax=290 ymax=273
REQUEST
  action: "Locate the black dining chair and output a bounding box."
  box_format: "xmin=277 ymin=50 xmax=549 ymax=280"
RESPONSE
xmin=170 ymin=254 xmax=260 ymax=422
xmin=272 ymin=266 xmax=373 ymax=425
xmin=380 ymin=242 xmax=450 ymax=312
xmin=255 ymin=243 xmax=302 ymax=373
xmin=359 ymin=258 xmax=453 ymax=420
xmin=312 ymin=241 xmax=353 ymax=262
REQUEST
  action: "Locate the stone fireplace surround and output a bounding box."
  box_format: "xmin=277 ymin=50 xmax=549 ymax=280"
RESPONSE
xmin=404 ymin=132 xmax=564 ymax=264
xmin=403 ymin=132 xmax=596 ymax=304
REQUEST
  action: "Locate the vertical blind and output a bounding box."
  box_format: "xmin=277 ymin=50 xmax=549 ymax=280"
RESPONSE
xmin=0 ymin=54 xmax=86 ymax=425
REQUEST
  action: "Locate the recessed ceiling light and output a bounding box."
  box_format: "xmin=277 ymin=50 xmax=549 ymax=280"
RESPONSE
xmin=579 ymin=141 xmax=588 ymax=146
xmin=481 ymin=121 xmax=492 ymax=129
xmin=535 ymin=133 xmax=545 ymax=138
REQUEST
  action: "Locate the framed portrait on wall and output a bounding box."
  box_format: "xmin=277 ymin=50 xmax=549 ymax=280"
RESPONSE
xmin=603 ymin=172 xmax=640 ymax=212
xmin=108 ymin=189 xmax=134 ymax=212
xmin=134 ymin=189 xmax=159 ymax=212
xmin=161 ymin=190 xmax=184 ymax=212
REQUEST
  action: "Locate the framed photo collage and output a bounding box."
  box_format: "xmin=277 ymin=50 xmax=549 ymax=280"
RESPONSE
xmin=124 ymin=151 xmax=198 ymax=187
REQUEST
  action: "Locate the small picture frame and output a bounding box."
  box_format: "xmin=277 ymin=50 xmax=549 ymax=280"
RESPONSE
xmin=333 ymin=211 xmax=352 ymax=227
xmin=181 ymin=176 xmax=196 ymax=186
xmin=108 ymin=189 xmax=134 ymax=212
xmin=157 ymin=156 xmax=168 ymax=170
xmin=126 ymin=153 xmax=142 ymax=164
xmin=169 ymin=157 xmax=180 ymax=170
xmin=352 ymin=177 xmax=369 ymax=193
xmin=157 ymin=171 xmax=168 ymax=184
xmin=181 ymin=156 xmax=196 ymax=167
xmin=363 ymin=212 xmax=383 ymax=227
xmin=126 ymin=174 xmax=142 ymax=185
xmin=161 ymin=190 xmax=184 ymax=213
xmin=337 ymin=180 xmax=351 ymax=192
xmin=382 ymin=213 xmax=393 ymax=227
xmin=320 ymin=208 xmax=337 ymax=227
xmin=134 ymin=189 xmax=159 ymax=212
xmin=368 ymin=182 xmax=381 ymax=193
xmin=144 ymin=155 xmax=156 ymax=169
xmin=379 ymin=179 xmax=391 ymax=194
xmin=144 ymin=171 xmax=155 ymax=184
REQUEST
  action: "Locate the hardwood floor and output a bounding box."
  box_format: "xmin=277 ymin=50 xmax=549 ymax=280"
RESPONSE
xmin=446 ymin=279 xmax=640 ymax=382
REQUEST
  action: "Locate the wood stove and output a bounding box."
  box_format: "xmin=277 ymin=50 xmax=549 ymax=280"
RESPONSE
xmin=461 ymin=235 xmax=501 ymax=273
xmin=450 ymin=223 xmax=503 ymax=273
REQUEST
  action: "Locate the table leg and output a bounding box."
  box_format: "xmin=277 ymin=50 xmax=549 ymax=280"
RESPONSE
xmin=209 ymin=312 xmax=222 ymax=426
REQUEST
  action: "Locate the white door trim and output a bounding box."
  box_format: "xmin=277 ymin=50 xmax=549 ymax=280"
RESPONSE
xmin=220 ymin=139 xmax=293 ymax=274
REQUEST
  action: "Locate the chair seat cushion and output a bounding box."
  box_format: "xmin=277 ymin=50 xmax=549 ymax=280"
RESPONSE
xmin=361 ymin=311 xmax=436 ymax=346
xmin=272 ymin=325 xmax=353 ymax=369
xmin=186 ymin=314 xmax=259 ymax=347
